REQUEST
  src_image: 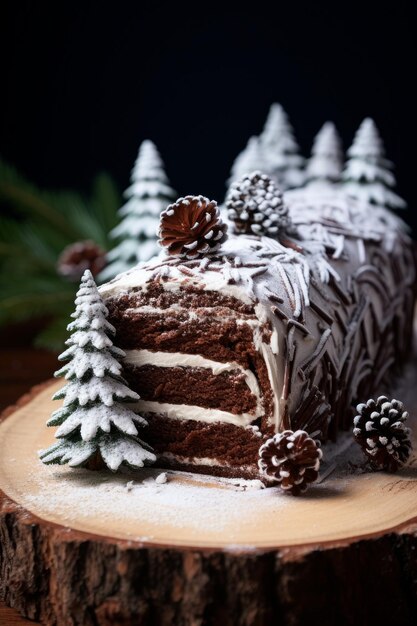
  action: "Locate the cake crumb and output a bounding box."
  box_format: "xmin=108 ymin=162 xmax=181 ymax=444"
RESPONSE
xmin=155 ymin=472 xmax=168 ymax=484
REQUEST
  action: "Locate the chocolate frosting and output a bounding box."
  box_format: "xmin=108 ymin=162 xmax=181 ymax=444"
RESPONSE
xmin=101 ymin=188 xmax=416 ymax=442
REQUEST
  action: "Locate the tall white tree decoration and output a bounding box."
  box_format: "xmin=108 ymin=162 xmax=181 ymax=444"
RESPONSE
xmin=259 ymin=103 xmax=305 ymax=190
xmin=305 ymin=122 xmax=343 ymax=187
xmin=228 ymin=136 xmax=267 ymax=184
xmin=39 ymin=270 xmax=156 ymax=471
xmin=343 ymin=118 xmax=406 ymax=209
xmin=100 ymin=140 xmax=176 ymax=281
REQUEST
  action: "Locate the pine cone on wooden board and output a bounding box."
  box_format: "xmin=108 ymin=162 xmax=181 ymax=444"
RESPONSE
xmin=353 ymin=396 xmax=412 ymax=471
xmin=258 ymin=429 xmax=322 ymax=495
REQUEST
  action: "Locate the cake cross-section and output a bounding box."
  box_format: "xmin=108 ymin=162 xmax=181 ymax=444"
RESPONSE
xmin=100 ymin=191 xmax=416 ymax=481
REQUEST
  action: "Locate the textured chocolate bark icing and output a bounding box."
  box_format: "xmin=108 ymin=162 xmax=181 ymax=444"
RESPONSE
xmin=101 ymin=189 xmax=416 ymax=480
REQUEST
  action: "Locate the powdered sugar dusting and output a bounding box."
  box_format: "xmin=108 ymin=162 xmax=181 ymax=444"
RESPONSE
xmin=17 ymin=420 xmax=413 ymax=549
xmin=24 ymin=464 xmax=292 ymax=543
xmin=20 ymin=428 xmax=386 ymax=546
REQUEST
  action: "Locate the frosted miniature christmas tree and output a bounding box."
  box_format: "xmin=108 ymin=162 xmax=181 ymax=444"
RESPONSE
xmin=39 ymin=270 xmax=156 ymax=471
xmin=343 ymin=118 xmax=406 ymax=209
xmin=100 ymin=140 xmax=176 ymax=281
xmin=228 ymin=136 xmax=267 ymax=184
xmin=259 ymin=103 xmax=305 ymax=190
xmin=305 ymin=122 xmax=343 ymax=187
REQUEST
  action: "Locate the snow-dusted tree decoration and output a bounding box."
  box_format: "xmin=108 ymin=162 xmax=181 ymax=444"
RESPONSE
xmin=228 ymin=136 xmax=267 ymax=185
xmin=39 ymin=270 xmax=156 ymax=471
xmin=343 ymin=118 xmax=406 ymax=210
xmin=259 ymin=103 xmax=305 ymax=190
xmin=305 ymin=122 xmax=343 ymax=187
xmin=100 ymin=140 xmax=176 ymax=281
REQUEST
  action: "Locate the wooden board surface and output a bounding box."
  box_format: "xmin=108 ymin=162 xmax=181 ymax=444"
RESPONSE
xmin=1 ymin=378 xmax=417 ymax=551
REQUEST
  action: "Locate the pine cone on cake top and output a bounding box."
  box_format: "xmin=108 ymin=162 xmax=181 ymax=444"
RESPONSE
xmin=159 ymin=195 xmax=228 ymax=259
xmin=258 ymin=429 xmax=322 ymax=495
xmin=57 ymin=240 xmax=106 ymax=282
xmin=226 ymin=171 xmax=290 ymax=237
xmin=353 ymin=396 xmax=412 ymax=471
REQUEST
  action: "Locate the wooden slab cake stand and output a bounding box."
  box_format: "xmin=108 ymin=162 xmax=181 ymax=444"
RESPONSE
xmin=1 ymin=375 xmax=417 ymax=626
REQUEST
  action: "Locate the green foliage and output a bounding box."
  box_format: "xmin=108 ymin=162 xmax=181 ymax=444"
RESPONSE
xmin=0 ymin=158 xmax=121 ymax=350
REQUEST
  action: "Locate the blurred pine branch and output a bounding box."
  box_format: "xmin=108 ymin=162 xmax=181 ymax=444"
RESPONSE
xmin=0 ymin=158 xmax=120 ymax=351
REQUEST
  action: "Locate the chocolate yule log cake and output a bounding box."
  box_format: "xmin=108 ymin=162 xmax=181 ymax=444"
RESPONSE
xmin=99 ymin=174 xmax=416 ymax=481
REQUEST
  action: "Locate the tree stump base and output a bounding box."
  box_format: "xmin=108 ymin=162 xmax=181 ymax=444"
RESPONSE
xmin=1 ymin=380 xmax=417 ymax=626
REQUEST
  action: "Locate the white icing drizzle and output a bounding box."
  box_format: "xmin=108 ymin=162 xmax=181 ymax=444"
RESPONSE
xmin=270 ymin=328 xmax=279 ymax=355
xmin=135 ymin=400 xmax=260 ymax=427
xmin=253 ymin=303 xmax=281 ymax=428
xmin=258 ymin=342 xmax=282 ymax=431
xmin=357 ymin=238 xmax=366 ymax=264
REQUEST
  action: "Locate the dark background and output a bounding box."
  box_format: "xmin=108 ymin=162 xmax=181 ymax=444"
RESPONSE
xmin=2 ymin=1 xmax=416 ymax=233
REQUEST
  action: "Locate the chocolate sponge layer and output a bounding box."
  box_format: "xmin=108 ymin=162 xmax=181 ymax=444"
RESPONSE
xmin=124 ymin=364 xmax=259 ymax=415
xmin=112 ymin=312 xmax=259 ymax=369
xmin=107 ymin=282 xmax=256 ymax=314
xmin=144 ymin=413 xmax=263 ymax=479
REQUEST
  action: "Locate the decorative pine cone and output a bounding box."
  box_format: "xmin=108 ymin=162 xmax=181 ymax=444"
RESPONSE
xmin=353 ymin=396 xmax=412 ymax=471
xmin=258 ymin=429 xmax=322 ymax=495
xmin=57 ymin=240 xmax=106 ymax=282
xmin=158 ymin=195 xmax=228 ymax=259
xmin=226 ymin=171 xmax=290 ymax=237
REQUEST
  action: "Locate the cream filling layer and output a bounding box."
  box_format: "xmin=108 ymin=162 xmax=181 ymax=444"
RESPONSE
xmin=100 ymin=266 xmax=254 ymax=305
xmin=158 ymin=452 xmax=257 ymax=474
xmin=124 ymin=306 xmax=261 ymax=328
xmin=134 ymin=400 xmax=258 ymax=427
xmin=158 ymin=452 xmax=224 ymax=467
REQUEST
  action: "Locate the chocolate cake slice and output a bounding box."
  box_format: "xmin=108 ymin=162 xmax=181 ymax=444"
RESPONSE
xmin=100 ymin=190 xmax=415 ymax=481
